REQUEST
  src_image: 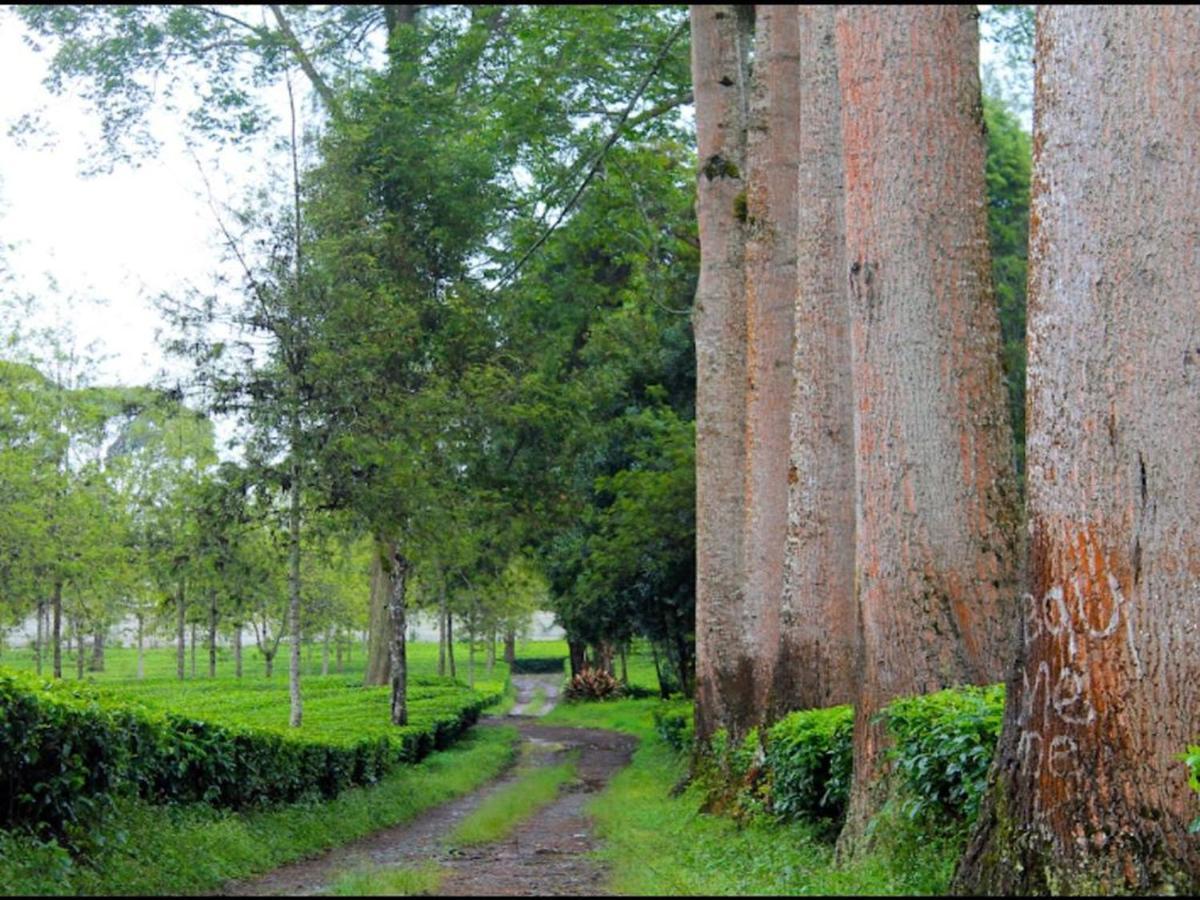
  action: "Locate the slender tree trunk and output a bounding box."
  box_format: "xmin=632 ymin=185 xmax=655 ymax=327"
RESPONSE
xmin=651 ymin=642 xmax=668 ymax=699
xmin=136 ymin=612 xmax=144 ymax=680
xmin=778 ymin=4 xmax=858 ymax=714
xmin=690 ymin=3 xmax=755 ymax=743
xmin=51 ymin=580 xmax=62 ymax=679
xmin=567 ymin=638 xmax=586 ymax=679
xmin=288 ymin=460 xmax=303 ymax=728
xmin=176 ymin=580 xmax=186 ymax=680
xmin=264 ymin=650 xmax=274 ymax=679
xmin=467 ymin=604 xmax=476 ymax=690
xmin=620 ymin=644 xmax=628 ymax=686
xmin=955 ymin=8 xmax=1200 ymax=892
xmin=385 ymin=541 xmax=409 ymax=726
xmin=75 ymin=620 xmax=84 ymax=680
xmin=364 ymin=549 xmax=391 ymax=686
xmin=208 ymin=593 xmax=218 ymax=678
xmin=834 ymin=5 xmax=1021 ymax=852
xmin=34 ymin=599 xmax=44 ymax=676
xmin=234 ymin=624 xmax=243 ymax=678
xmin=486 ymin=629 xmax=495 ymax=677
xmin=438 ymin=568 xmax=447 ymax=677
xmin=89 ymin=628 xmax=105 ymax=672
xmin=190 ymin=622 xmax=197 ymax=678
xmin=336 ymin=627 xmax=344 ymax=673
xmin=504 ymin=629 xmax=516 ymax=666
xmin=447 ymin=612 xmax=456 ymax=679
xmin=321 ymin=626 xmax=330 ymax=676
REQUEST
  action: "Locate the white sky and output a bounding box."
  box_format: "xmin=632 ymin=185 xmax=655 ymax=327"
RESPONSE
xmin=0 ymin=7 xmax=1025 ymax=394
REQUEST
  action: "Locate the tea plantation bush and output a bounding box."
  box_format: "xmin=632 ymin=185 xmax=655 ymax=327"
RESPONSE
xmin=0 ymin=668 xmax=500 ymax=842
xmin=695 ymin=684 xmax=1005 ymax=835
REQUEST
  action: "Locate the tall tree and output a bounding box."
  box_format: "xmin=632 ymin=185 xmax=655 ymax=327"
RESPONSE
xmin=690 ymin=3 xmax=753 ymax=743
xmin=778 ymin=4 xmax=857 ymax=714
xmin=956 ymin=7 xmax=1200 ymax=892
xmin=834 ymin=4 xmax=1021 ymax=848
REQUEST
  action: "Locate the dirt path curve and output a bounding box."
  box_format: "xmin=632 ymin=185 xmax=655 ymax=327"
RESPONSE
xmin=223 ymin=676 xmax=635 ymax=897
xmin=509 ymin=672 xmax=563 ymax=716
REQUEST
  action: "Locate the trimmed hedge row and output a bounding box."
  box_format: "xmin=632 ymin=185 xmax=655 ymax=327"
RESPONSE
xmin=0 ymin=669 xmax=497 ymax=842
xmin=689 ymin=683 xmax=1005 ymax=834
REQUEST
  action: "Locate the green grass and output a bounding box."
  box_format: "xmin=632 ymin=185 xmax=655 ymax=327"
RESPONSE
xmin=523 ymin=685 xmax=548 ymax=716
xmin=327 ymin=862 xmax=445 ymax=896
xmin=543 ymin=697 xmax=960 ymax=895
xmin=446 ymin=756 xmax=577 ymax=847
xmin=0 ymin=726 xmax=520 ymax=895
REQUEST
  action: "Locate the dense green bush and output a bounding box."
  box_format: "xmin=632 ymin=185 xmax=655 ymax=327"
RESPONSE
xmin=764 ymin=705 xmax=854 ymax=830
xmin=652 ymin=706 xmax=693 ymax=753
xmin=882 ymin=684 xmax=1004 ymax=824
xmin=0 ymin=668 xmax=495 ymax=841
xmin=690 ymin=685 xmax=1005 ymax=837
xmin=509 ymin=657 xmax=564 ymax=674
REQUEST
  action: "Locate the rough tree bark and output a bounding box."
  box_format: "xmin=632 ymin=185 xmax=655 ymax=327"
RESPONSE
xmin=955 ymin=7 xmax=1200 ymax=893
xmin=740 ymin=3 xmax=797 ymax=727
xmin=834 ymin=4 xmax=1021 ymax=849
xmin=691 ymin=2 xmax=754 ymax=743
xmin=776 ymin=4 xmax=858 ymax=715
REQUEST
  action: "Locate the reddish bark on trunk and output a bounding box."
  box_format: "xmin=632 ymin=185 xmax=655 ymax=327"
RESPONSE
xmin=834 ymin=4 xmax=1020 ymax=848
xmin=956 ymin=8 xmax=1200 ymax=892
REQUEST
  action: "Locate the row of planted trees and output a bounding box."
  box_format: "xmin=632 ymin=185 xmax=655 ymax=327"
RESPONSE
xmin=691 ymin=4 xmax=1199 ymax=893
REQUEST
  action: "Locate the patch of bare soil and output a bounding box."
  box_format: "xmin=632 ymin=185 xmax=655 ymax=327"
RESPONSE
xmin=223 ymin=678 xmax=634 ymax=897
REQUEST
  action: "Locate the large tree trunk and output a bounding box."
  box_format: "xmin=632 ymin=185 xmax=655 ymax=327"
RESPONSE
xmin=364 ymin=549 xmax=391 ymax=686
xmin=690 ymin=3 xmax=754 ymax=743
xmin=51 ymin=581 xmax=62 ymax=679
xmin=738 ymin=4 xmax=801 ymax=726
xmin=955 ymin=8 xmax=1200 ymax=893
xmin=834 ymin=5 xmax=1021 ymax=850
xmin=385 ymin=541 xmax=409 ymax=726
xmin=777 ymin=4 xmax=858 ymax=715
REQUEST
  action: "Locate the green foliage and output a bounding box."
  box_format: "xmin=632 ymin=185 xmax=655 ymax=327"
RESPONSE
xmin=882 ymin=684 xmax=1005 ymax=825
xmin=764 ymin=706 xmax=854 ymax=832
xmin=652 ymin=706 xmax=693 ymax=754
xmin=984 ymin=94 xmax=1032 ymax=477
xmin=1182 ymin=744 xmax=1200 ymax=833
xmin=509 ymin=656 xmax=565 ymax=675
